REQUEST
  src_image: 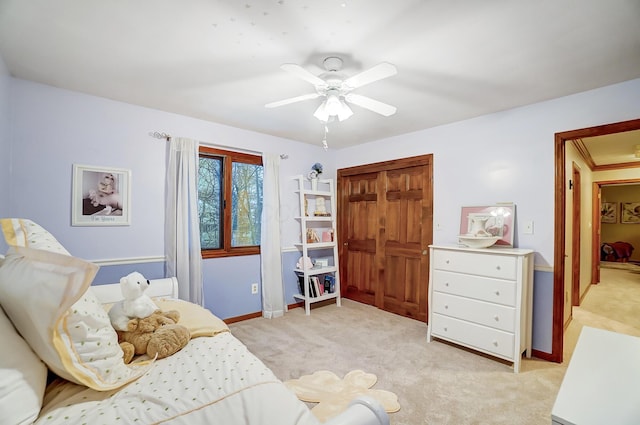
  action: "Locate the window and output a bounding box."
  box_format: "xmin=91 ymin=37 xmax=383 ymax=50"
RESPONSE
xmin=198 ymin=146 xmax=263 ymax=258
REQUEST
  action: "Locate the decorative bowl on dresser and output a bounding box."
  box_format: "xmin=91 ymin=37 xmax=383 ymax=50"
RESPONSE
xmin=457 ymin=235 xmax=500 ymax=249
xmin=426 ymin=245 xmax=535 ymax=372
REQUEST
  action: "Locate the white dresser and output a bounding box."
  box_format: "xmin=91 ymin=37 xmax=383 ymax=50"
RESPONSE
xmin=427 ymin=245 xmax=534 ymax=372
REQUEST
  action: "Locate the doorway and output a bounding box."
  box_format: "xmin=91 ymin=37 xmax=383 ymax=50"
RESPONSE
xmin=337 ymin=154 xmax=433 ymax=322
xmin=553 ymin=118 xmax=640 ymax=363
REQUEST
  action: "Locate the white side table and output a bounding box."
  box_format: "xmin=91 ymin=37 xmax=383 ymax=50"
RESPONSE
xmin=551 ymin=326 xmax=640 ymax=424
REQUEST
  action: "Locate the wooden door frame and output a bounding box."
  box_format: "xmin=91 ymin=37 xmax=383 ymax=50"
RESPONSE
xmin=571 ymin=163 xmax=581 ymax=307
xmin=591 ymin=183 xmax=601 ymax=285
xmin=591 ymin=178 xmax=640 ymax=284
xmin=553 ymin=117 xmax=640 ymax=363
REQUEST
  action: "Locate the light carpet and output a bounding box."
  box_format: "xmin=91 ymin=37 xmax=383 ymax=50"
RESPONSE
xmin=229 ymin=268 xmax=639 ymax=425
xmin=284 ymin=370 xmax=400 ymax=422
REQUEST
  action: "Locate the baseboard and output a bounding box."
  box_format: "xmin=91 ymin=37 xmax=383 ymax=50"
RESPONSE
xmin=224 ymin=311 xmax=262 ymax=324
xmin=223 ymin=301 xmax=305 ymax=324
xmin=532 ymin=348 xmax=561 ymax=363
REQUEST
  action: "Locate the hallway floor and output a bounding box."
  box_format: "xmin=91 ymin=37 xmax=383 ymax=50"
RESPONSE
xmin=563 ymin=267 xmax=640 ymax=361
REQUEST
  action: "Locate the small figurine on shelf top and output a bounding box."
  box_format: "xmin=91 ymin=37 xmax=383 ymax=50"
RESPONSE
xmin=308 ymin=163 xmax=323 ymax=191
xmin=307 ymin=162 xmax=323 ymax=180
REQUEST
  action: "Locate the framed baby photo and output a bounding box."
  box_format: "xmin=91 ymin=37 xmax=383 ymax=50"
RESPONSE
xmin=72 ymin=164 xmax=131 ymax=226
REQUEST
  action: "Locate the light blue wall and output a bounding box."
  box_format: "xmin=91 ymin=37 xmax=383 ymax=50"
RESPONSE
xmin=4 ymin=72 xmax=640 ymax=348
xmin=532 ymin=270 xmax=554 ymax=353
xmin=336 ymin=78 xmax=640 ymax=354
xmin=0 ymin=54 xmax=10 ymax=217
xmin=5 ymin=77 xmax=331 ymax=319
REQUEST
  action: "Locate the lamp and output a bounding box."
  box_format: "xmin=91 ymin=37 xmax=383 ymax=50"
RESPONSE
xmin=313 ymin=90 xmax=353 ymax=122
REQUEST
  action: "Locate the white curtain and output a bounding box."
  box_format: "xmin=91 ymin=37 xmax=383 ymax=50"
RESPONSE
xmin=260 ymin=153 xmax=285 ymax=318
xmin=165 ymin=137 xmax=203 ymax=306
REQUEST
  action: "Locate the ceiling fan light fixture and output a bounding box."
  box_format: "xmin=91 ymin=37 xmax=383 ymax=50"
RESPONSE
xmin=313 ymin=94 xmax=353 ymax=122
xmin=325 ymin=92 xmax=342 ymax=115
xmin=336 ymin=101 xmax=353 ymax=121
xmin=313 ymin=102 xmax=330 ymax=122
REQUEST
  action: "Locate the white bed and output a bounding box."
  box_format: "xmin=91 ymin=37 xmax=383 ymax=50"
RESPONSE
xmin=49 ymin=277 xmax=389 ymax=425
xmin=0 ymin=218 xmax=388 ymax=425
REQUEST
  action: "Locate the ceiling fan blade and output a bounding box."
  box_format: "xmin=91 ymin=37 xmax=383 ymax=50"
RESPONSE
xmin=345 ymin=93 xmax=397 ymax=116
xmin=265 ymin=93 xmax=321 ymax=108
xmin=280 ymin=63 xmax=327 ymax=86
xmin=343 ymin=62 xmax=397 ymax=89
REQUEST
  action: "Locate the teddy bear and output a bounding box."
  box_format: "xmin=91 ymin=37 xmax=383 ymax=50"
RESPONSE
xmin=108 ymin=271 xmax=160 ymax=331
xmin=117 ymin=310 xmax=190 ymax=364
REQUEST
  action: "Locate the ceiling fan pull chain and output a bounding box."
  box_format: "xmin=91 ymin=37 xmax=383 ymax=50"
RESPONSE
xmin=322 ymin=125 xmax=329 ymax=150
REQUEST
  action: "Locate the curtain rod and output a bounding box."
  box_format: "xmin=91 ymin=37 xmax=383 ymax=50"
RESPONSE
xmin=149 ymin=131 xmax=171 ymax=141
xmin=149 ymin=131 xmax=288 ymax=159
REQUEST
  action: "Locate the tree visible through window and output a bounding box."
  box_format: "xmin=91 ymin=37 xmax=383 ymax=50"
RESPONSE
xmin=198 ymin=147 xmax=263 ymax=257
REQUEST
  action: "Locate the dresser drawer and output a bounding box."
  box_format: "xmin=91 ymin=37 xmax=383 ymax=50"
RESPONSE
xmin=431 ymin=269 xmax=516 ymax=306
xmin=432 ymin=249 xmax=517 ymax=280
xmin=432 ymin=292 xmax=516 ymax=332
xmin=430 ymin=313 xmax=515 ymax=359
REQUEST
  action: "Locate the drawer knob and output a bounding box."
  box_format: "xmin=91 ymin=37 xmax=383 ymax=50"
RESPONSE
xmin=496 ymin=265 xmax=501 ymax=270
xmin=445 ymin=260 xmax=450 ymax=264
xmin=443 ymin=327 xmax=448 ymax=332
xmin=494 ymin=315 xmax=499 ymax=321
xmin=493 ymin=340 xmax=498 ymax=346
xmin=495 ymin=290 xmax=500 ymax=296
xmin=445 ymin=282 xmax=450 ymax=287
xmin=444 ymin=305 xmax=449 ymax=309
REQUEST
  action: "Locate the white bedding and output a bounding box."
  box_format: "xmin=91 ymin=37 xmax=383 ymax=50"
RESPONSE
xmin=37 ymin=331 xmax=320 ymax=425
xmin=0 ymin=219 xmax=388 ymax=425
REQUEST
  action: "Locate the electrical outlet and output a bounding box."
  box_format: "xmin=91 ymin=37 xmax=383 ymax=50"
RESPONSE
xmin=251 ymin=283 xmax=259 ymax=294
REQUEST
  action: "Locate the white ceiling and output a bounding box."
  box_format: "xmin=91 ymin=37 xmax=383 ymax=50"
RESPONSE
xmin=580 ymin=129 xmax=640 ymax=167
xmin=0 ymin=0 xmax=639 ymax=150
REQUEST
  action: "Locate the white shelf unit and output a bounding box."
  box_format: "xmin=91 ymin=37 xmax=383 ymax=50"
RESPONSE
xmin=293 ymin=175 xmax=341 ymax=315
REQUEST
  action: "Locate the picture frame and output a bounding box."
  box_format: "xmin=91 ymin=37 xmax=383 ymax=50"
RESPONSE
xmin=459 ymin=204 xmax=515 ymax=246
xmin=600 ymin=202 xmax=617 ymax=224
xmin=620 ymin=202 xmax=640 ymax=224
xmin=72 ymin=164 xmax=131 ymax=226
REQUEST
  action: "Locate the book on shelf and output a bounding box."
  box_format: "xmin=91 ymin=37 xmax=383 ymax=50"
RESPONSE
xmin=309 ymin=277 xmax=317 ymax=297
xmin=296 ymin=273 xmax=305 ymax=295
xmin=324 ymin=275 xmax=335 ymax=293
xmin=312 ymin=276 xmax=323 ymax=296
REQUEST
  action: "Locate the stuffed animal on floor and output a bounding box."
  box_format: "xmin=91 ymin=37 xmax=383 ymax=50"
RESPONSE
xmin=118 ymin=310 xmax=190 ymax=364
xmin=108 ymin=271 xmax=159 ymax=331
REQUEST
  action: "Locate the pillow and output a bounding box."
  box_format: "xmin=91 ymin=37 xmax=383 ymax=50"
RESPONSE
xmin=0 ymin=305 xmax=47 ymax=425
xmin=0 ymin=246 xmax=151 ymax=391
xmin=1 ymin=218 xmax=70 ymax=255
xmin=153 ymin=298 xmax=229 ymax=338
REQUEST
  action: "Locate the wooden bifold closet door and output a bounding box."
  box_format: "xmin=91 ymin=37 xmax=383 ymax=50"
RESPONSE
xmin=337 ymin=155 xmax=433 ymax=322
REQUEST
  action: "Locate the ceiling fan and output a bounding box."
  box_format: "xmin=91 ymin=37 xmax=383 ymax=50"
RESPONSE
xmin=265 ymin=56 xmax=397 ymax=122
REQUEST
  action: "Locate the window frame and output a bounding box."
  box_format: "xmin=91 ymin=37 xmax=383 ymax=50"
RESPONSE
xmin=199 ymin=146 xmax=263 ymax=259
